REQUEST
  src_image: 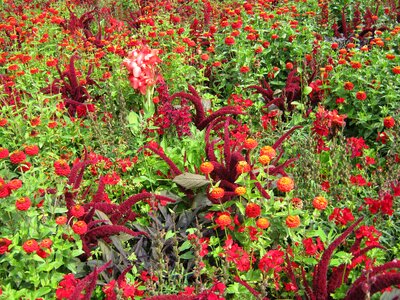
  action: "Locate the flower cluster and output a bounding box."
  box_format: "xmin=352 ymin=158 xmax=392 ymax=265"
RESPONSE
xmin=123 ymin=44 xmax=161 ymax=95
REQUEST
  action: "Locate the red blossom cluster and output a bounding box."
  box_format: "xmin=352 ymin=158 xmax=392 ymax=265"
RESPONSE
xmin=221 ymin=236 xmax=253 ymax=272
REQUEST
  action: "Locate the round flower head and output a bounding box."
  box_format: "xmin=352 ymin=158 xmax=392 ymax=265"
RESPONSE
xmin=200 ymin=162 xmax=214 ymax=175
xmin=236 ymin=161 xmax=251 ymax=174
xmin=24 ymin=145 xmax=39 ymax=156
xmin=56 ymin=216 xmax=67 ymax=225
xmin=234 ymin=186 xmax=246 ymax=196
xmin=277 ymin=177 xmax=295 ymax=192
xmin=0 ymin=238 xmax=12 ymax=254
xmin=383 ymin=116 xmax=395 ymax=129
xmin=313 ymin=196 xmax=328 ymax=210
xmin=259 ymin=155 xmax=271 ymax=165
xmin=210 ymin=187 xmax=225 ymax=200
xmin=0 ymin=178 xmax=10 ymax=198
xmin=72 ymin=221 xmax=88 ymax=235
xmin=286 ymin=215 xmax=301 ymax=228
xmin=0 ymin=147 xmax=9 ymax=159
xmin=71 ymin=204 xmax=85 ymax=218
xmin=256 ymin=218 xmax=270 ymax=229
xmin=15 ymin=197 xmax=31 ymax=211
xmin=243 ymin=138 xmax=258 ymax=149
xmin=54 ymin=159 xmax=70 ymax=177
xmin=245 ymin=203 xmax=261 ymax=218
xmin=215 ymin=213 xmax=232 ymax=229
xmin=9 ymin=150 xmax=26 ymax=164
xmin=22 ymin=239 xmax=39 ymax=254
xmin=260 ymin=146 xmax=276 ymax=159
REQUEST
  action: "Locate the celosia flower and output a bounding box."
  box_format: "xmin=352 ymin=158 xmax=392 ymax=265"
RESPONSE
xmin=245 ymin=203 xmax=261 ymax=218
xmin=313 ymin=196 xmax=328 ymax=210
xmin=286 ymin=215 xmax=301 ymax=228
xmin=384 ymin=116 xmax=395 ymax=128
xmin=70 ymin=204 xmax=85 ymax=218
xmin=0 ymin=238 xmax=12 ymax=254
xmin=24 ymin=145 xmax=39 ymax=156
xmin=72 ymin=221 xmax=88 ymax=235
xmin=210 ymin=187 xmax=225 ymax=200
xmin=15 ymin=197 xmax=31 ymax=211
xmin=260 ymin=146 xmax=276 ymax=159
xmin=277 ymin=177 xmax=295 ymax=192
xmin=9 ymin=150 xmax=26 ymax=164
xmin=54 ymin=159 xmax=70 ymax=176
xmin=22 ymin=239 xmax=39 ymax=253
xmin=123 ymin=44 xmax=161 ymax=95
xmin=256 ymin=218 xmax=270 ymax=229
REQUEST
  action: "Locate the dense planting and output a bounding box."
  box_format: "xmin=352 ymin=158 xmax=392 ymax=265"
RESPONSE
xmin=0 ymin=0 xmax=399 ymax=299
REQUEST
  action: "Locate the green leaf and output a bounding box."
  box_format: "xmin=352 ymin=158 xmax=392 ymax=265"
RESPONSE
xmin=179 ymin=240 xmax=192 ymax=252
xmin=165 ymin=230 xmax=175 ymax=240
xmin=180 ymin=251 xmax=195 ymax=259
xmin=303 ymin=86 xmax=313 ymax=95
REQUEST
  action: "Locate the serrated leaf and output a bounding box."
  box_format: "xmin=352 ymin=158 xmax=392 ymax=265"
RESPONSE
xmin=172 ymin=172 xmax=210 ymax=189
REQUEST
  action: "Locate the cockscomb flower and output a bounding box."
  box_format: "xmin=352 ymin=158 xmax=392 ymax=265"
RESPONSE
xmin=123 ymin=44 xmax=161 ymax=95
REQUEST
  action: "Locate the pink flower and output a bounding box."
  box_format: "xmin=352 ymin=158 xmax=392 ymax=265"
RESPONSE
xmin=123 ymin=45 xmax=161 ymax=95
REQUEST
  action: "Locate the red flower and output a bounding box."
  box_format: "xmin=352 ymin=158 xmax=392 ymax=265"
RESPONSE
xmin=40 ymin=238 xmax=53 ymax=249
xmin=384 ymin=116 xmax=395 ymax=128
xmin=240 ymin=66 xmax=250 ymax=73
xmin=224 ymin=36 xmax=235 ymax=45
xmin=15 ymin=197 xmax=31 ymax=211
xmin=72 ymin=221 xmax=88 ymax=235
xmin=56 ymin=216 xmax=67 ymax=225
xmin=24 ymin=145 xmax=39 ymax=156
xmin=54 ymin=159 xmax=70 ymax=176
xmin=9 ymin=150 xmax=26 ymax=164
xmin=0 ymin=178 xmax=10 ymax=198
xmin=0 ymin=118 xmax=7 ymax=127
xmin=22 ymin=239 xmax=39 ymax=254
xmin=236 ymin=161 xmax=251 ymax=174
xmin=243 ymin=138 xmax=258 ymax=149
xmin=103 ymin=171 xmax=121 ymax=185
xmin=392 ymin=66 xmax=400 ymax=74
xmin=245 ymin=203 xmax=261 ymax=218
xmin=0 ymin=238 xmax=12 ymax=254
xmin=223 ymin=237 xmax=252 ymax=272
xmin=56 ymin=274 xmax=78 ymax=300
xmin=8 ymin=179 xmax=22 ymax=191
xmin=329 ymin=207 xmax=354 ymax=226
xmin=355 ymin=91 xmax=367 ymax=100
xmin=0 ymin=147 xmax=9 ymax=159
xmin=259 ymin=249 xmax=284 ymax=272
xmin=70 ymin=204 xmax=85 ymax=218
xmin=344 ymin=81 xmax=354 ymax=90
xmin=303 ymin=237 xmax=324 ymax=256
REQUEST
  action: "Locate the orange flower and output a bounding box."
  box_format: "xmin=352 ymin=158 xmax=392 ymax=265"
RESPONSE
xmin=258 ymin=155 xmax=271 ymax=165
xmin=244 ymin=138 xmax=258 ymax=149
xmin=286 ymin=215 xmax=301 ymax=228
xmin=200 ymin=162 xmax=214 ymax=175
xmin=312 ymin=196 xmax=328 ymax=210
xmin=260 ymin=146 xmax=276 ymax=159
xmin=210 ymin=187 xmax=225 ymax=200
xmin=392 ymin=66 xmax=400 ymax=74
xmin=215 ymin=213 xmax=232 ymax=229
xmin=256 ymin=218 xmax=270 ymax=229
xmin=234 ymin=186 xmax=246 ymax=196
xmin=277 ymin=177 xmax=295 ymax=192
xmin=236 ymin=161 xmax=251 ymax=174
